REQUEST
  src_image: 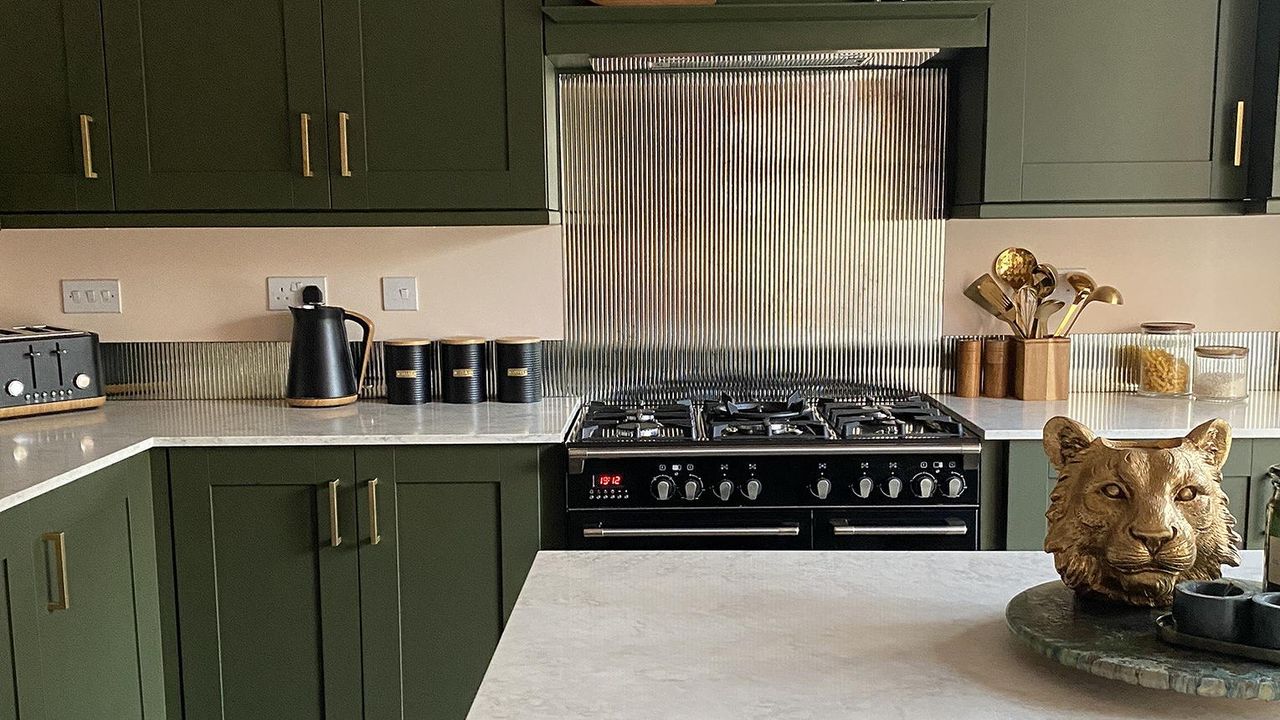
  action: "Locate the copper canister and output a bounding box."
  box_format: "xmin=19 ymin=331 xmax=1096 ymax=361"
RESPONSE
xmin=982 ymin=338 xmax=1010 ymax=398
xmin=955 ymin=340 xmax=982 ymax=398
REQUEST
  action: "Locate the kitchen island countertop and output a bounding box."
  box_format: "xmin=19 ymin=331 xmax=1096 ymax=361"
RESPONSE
xmin=0 ymin=397 xmax=580 ymax=513
xmin=935 ymin=391 xmax=1280 ymax=440
xmin=468 ymin=550 xmax=1272 ymax=720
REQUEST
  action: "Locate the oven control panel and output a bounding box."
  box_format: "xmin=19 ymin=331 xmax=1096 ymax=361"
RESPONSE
xmin=567 ymin=452 xmax=979 ymax=510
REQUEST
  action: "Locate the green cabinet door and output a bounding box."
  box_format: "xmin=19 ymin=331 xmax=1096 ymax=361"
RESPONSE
xmin=100 ymin=0 xmax=330 ymax=210
xmin=984 ymin=0 xmax=1256 ymax=206
xmin=169 ymin=448 xmax=362 ymax=720
xmin=356 ymin=445 xmax=542 ymax=720
xmin=0 ymin=497 xmax=39 ymax=720
xmin=1249 ymin=439 xmax=1280 ymax=549
xmin=322 ymin=0 xmax=549 ymax=210
xmin=0 ymin=0 xmax=113 ymax=211
xmin=21 ymin=453 xmax=166 ymax=720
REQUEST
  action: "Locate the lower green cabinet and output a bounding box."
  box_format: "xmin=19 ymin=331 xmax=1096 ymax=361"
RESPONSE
xmin=169 ymin=444 xmax=544 ymax=720
xmin=169 ymin=447 xmax=363 ymax=720
xmin=1 ymin=453 xmax=166 ymax=720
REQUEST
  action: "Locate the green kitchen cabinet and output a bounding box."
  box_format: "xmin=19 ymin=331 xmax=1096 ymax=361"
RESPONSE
xmin=5 ymin=453 xmax=166 ymax=720
xmin=321 ymin=0 xmax=550 ymax=210
xmin=0 ymin=0 xmax=114 ymax=211
xmin=1005 ymin=438 xmax=1256 ymax=551
xmin=1249 ymin=439 xmax=1280 ymax=549
xmin=168 ymin=444 xmax=545 ymax=720
xmin=100 ymin=0 xmax=330 ymax=210
xmin=168 ymin=447 xmax=363 ymax=720
xmin=356 ymin=445 xmax=542 ymax=720
xmin=962 ymin=0 xmax=1257 ymax=216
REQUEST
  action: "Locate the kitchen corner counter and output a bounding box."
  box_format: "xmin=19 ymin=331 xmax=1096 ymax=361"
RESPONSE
xmin=0 ymin=397 xmax=581 ymax=513
xmin=468 ymin=550 xmax=1272 ymax=720
xmin=934 ymin=392 xmax=1280 ymax=441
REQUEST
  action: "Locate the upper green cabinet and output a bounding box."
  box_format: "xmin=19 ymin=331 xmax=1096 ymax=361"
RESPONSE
xmin=323 ymin=0 xmax=550 ymax=210
xmin=963 ymin=0 xmax=1258 ymax=216
xmin=0 ymin=0 xmax=113 ymax=211
xmin=101 ymin=0 xmax=330 ymax=210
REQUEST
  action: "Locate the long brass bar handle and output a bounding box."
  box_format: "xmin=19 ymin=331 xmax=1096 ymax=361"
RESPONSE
xmin=328 ymin=479 xmax=342 ymax=547
xmin=338 ymin=112 xmax=352 ymax=177
xmin=367 ymin=478 xmax=381 ymax=545
xmin=300 ymin=113 xmax=314 ymax=177
xmin=78 ymin=114 xmax=98 ymax=179
xmin=1234 ymin=100 xmax=1246 ymax=168
xmin=43 ymin=532 xmax=70 ymax=611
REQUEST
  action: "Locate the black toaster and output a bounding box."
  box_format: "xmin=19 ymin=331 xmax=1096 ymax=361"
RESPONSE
xmin=0 ymin=326 xmax=106 ymax=420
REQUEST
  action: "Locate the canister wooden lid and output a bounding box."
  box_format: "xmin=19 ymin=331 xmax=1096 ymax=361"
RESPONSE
xmin=440 ymin=336 xmax=486 ymax=345
xmin=495 ymin=336 xmax=541 ymax=345
xmin=384 ymin=338 xmax=432 ymax=346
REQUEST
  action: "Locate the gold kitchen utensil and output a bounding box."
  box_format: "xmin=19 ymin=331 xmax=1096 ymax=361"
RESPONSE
xmin=1031 ymin=299 xmax=1065 ymax=339
xmin=993 ymin=247 xmax=1038 ymax=291
xmin=1056 ymin=285 xmax=1123 ymax=336
xmin=965 ymin=275 xmax=1024 ymax=337
xmin=1051 ymin=272 xmax=1098 ymax=337
xmin=1029 ymin=263 xmax=1058 ymax=300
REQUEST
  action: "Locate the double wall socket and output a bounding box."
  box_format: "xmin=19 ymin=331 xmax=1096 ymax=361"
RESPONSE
xmin=267 ymin=277 xmax=328 ymax=311
xmin=62 ymin=279 xmax=122 ymax=313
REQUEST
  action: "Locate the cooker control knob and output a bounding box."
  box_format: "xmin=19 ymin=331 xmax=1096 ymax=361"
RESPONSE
xmin=682 ymin=475 xmax=704 ymax=501
xmin=810 ymin=476 xmax=833 ymax=500
xmin=651 ymin=475 xmax=674 ymax=501
xmin=73 ymin=373 xmax=92 ymax=390
xmin=743 ymin=479 xmax=763 ymax=501
xmin=4 ymin=380 xmax=23 ymax=397
xmin=913 ymin=473 xmax=937 ymax=499
xmin=852 ymin=477 xmax=875 ymax=499
xmin=942 ymin=473 xmax=967 ymax=499
xmin=713 ymin=480 xmax=735 ymax=502
xmin=882 ymin=476 xmax=903 ymax=499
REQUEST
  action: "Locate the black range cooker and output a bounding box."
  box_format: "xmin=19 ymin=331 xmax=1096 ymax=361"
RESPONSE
xmin=566 ymin=389 xmax=981 ymax=551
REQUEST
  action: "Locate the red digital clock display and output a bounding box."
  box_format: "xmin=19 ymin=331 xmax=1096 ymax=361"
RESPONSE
xmin=593 ymin=474 xmax=624 ymax=488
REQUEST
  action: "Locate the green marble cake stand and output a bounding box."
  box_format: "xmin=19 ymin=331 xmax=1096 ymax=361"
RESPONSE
xmin=1006 ymin=580 xmax=1280 ymax=701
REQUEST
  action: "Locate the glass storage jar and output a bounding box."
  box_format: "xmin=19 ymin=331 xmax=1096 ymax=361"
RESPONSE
xmin=1193 ymin=345 xmax=1248 ymax=402
xmin=1137 ymin=322 xmax=1195 ymax=397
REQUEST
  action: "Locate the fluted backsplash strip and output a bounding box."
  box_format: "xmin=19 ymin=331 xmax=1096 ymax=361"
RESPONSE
xmin=555 ymin=67 xmax=949 ymax=399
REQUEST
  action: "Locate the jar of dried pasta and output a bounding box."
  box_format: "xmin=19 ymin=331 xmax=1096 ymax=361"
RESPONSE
xmin=1137 ymin=322 xmax=1194 ymax=397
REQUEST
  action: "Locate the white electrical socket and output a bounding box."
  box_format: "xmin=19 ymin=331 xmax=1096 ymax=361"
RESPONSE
xmin=267 ymin=276 xmax=327 ymax=311
xmin=381 ymin=276 xmax=419 ymax=311
xmin=62 ymin=279 xmax=122 ymax=314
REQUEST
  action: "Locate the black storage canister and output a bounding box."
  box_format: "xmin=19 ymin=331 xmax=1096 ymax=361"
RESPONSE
xmin=495 ymin=336 xmax=543 ymax=403
xmin=440 ymin=336 xmax=487 ymax=404
xmin=383 ymin=338 xmax=432 ymax=405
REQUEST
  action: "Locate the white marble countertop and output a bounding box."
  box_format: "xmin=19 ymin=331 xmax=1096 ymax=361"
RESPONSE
xmin=469 ymin=550 xmax=1271 ymax=720
xmin=935 ymin=391 xmax=1280 ymax=440
xmin=0 ymin=397 xmax=580 ymax=513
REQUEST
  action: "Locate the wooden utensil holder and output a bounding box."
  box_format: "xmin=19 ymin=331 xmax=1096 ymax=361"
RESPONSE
xmin=1012 ymin=338 xmax=1070 ymax=401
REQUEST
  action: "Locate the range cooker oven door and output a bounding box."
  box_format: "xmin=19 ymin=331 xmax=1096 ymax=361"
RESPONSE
xmin=570 ymin=510 xmax=812 ymax=550
xmin=816 ymin=510 xmax=979 ymax=551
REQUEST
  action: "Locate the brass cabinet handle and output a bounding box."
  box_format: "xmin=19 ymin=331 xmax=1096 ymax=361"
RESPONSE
xmin=328 ymin=479 xmax=342 ymax=547
xmin=1234 ymin=100 xmax=1246 ymax=168
xmin=78 ymin=114 xmax=98 ymax=179
xmin=367 ymin=478 xmax=381 ymax=545
xmin=300 ymin=113 xmax=314 ymax=177
xmin=43 ymin=532 xmax=70 ymax=611
xmin=338 ymin=112 xmax=352 ymax=177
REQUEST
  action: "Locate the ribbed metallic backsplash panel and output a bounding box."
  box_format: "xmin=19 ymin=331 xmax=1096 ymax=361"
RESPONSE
xmin=940 ymin=332 xmax=1280 ymax=393
xmin=589 ymin=50 xmax=940 ymax=73
xmin=555 ymin=68 xmax=948 ymax=400
xmin=101 ymin=340 xmax=565 ymax=400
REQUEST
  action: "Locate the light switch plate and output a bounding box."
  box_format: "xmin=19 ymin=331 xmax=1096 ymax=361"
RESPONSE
xmin=62 ymin=279 xmax=122 ymax=314
xmin=267 ymin=276 xmax=327 ymax=311
xmin=381 ymin=276 xmax=419 ymax=311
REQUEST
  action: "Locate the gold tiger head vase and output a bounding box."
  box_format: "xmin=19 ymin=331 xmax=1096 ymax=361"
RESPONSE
xmin=1042 ymin=417 xmax=1241 ymax=608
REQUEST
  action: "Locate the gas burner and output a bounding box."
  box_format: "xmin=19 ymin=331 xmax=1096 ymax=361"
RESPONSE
xmin=707 ymin=391 xmax=808 ymax=421
xmin=819 ymin=397 xmax=965 ymax=440
xmin=578 ymin=401 xmax=695 ymax=442
xmin=707 ymin=417 xmax=828 ymax=440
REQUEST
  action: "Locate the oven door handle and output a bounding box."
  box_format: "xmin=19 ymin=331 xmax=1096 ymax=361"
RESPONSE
xmin=830 ymin=519 xmax=968 ymax=537
xmin=583 ymin=525 xmax=801 ymax=538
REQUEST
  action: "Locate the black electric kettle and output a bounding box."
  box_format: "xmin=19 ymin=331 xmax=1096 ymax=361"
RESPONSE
xmin=285 ymin=286 xmax=375 ymax=407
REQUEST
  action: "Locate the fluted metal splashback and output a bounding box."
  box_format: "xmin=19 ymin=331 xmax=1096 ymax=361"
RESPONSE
xmin=556 ymin=68 xmax=947 ymax=399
